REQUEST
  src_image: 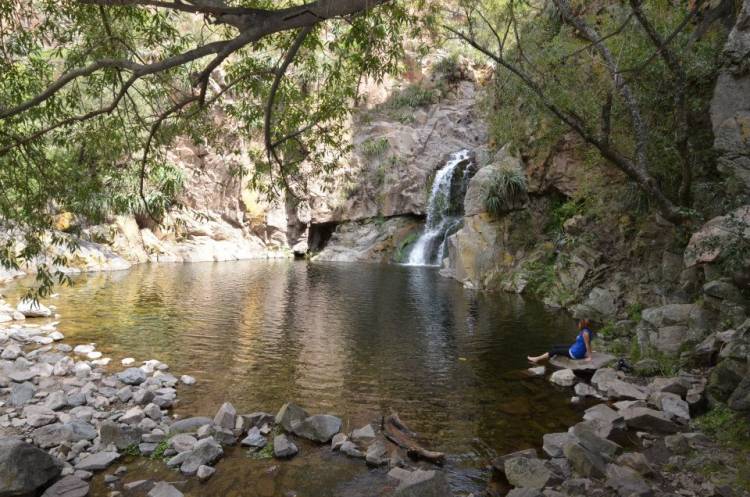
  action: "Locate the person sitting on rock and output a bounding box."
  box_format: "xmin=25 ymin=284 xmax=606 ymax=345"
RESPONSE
xmin=527 ymin=319 xmax=594 ymax=363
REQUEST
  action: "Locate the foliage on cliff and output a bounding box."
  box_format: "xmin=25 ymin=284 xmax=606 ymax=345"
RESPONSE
xmin=449 ymin=0 xmax=731 ymax=224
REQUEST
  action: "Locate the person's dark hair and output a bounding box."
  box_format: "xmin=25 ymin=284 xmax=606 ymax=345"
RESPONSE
xmin=578 ymin=319 xmax=595 ymax=339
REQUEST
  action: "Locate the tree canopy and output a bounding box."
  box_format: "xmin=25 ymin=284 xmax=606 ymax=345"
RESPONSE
xmin=0 ymin=0 xmax=432 ymax=293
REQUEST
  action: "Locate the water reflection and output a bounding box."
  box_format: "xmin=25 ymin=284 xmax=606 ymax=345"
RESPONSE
xmin=3 ymin=260 xmax=583 ymax=495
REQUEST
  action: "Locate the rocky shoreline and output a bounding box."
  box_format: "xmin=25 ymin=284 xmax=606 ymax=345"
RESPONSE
xmin=0 ymin=296 xmax=748 ymax=497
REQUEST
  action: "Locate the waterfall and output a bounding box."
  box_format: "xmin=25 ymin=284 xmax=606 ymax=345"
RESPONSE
xmin=406 ymin=149 xmax=471 ymax=267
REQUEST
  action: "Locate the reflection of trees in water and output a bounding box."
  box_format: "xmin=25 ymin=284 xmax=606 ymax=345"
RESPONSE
xmin=9 ymin=261 xmax=580 ymax=452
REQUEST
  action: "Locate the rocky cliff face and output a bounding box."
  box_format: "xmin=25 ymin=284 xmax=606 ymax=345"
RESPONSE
xmin=711 ymin=0 xmax=750 ymax=198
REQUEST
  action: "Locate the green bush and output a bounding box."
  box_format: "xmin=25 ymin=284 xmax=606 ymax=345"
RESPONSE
xmin=387 ymin=84 xmax=436 ymax=109
xmin=484 ymin=167 xmax=527 ymax=217
xmin=361 ymin=137 xmax=389 ymax=158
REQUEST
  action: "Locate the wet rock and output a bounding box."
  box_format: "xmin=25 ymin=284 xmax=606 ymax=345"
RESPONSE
xmin=351 ymin=424 xmax=376 ymax=442
xmin=75 ymin=451 xmax=120 ymax=471
xmin=0 ymin=437 xmax=62 ymax=496
xmin=16 ymin=299 xmax=53 ymax=317
xmin=168 ymin=417 xmax=212 ymax=435
xmin=391 ymin=469 xmax=451 ymax=497
xmin=179 ymin=375 xmax=195 ymax=385
xmin=237 ymin=412 xmax=274 ymax=432
xmin=275 ymin=403 xmax=309 ymax=432
xmin=124 ymin=480 xmax=152 ymax=492
xmin=339 ymin=441 xmax=364 ymax=459
xmin=292 ymin=415 xmax=342 ymax=443
xmin=621 ymin=407 xmax=679 ymax=434
xmin=273 ymin=434 xmax=298 ymax=459
xmin=504 ymin=456 xmax=562 ymax=488
xmin=365 ymin=440 xmax=388 ymax=467
xmin=550 ymin=369 xmax=577 ymax=387
xmin=196 ymin=465 xmax=215 ymax=481
xmin=170 ymin=434 xmax=198 ymax=453
xmin=527 ymin=366 xmax=545 ymax=377
xmin=241 ymin=426 xmax=266 ymax=448
xmin=331 ymin=433 xmax=347 ymax=451
xmin=147 ymin=482 xmax=183 ymax=497
xmin=41 ymin=476 xmax=89 ymax=497
xmin=605 ymin=464 xmax=653 ymax=497
xmin=139 ymin=443 xmax=157 ymax=456
xmin=116 ymin=368 xmax=146 ymax=385
xmin=179 ymin=437 xmax=223 ymax=476
xmin=213 ymin=402 xmax=236 ymax=431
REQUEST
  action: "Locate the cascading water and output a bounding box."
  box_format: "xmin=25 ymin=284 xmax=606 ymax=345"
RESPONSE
xmin=406 ymin=149 xmax=471 ymax=267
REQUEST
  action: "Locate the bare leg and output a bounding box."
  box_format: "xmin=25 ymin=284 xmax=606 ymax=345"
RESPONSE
xmin=527 ymin=352 xmax=550 ymax=363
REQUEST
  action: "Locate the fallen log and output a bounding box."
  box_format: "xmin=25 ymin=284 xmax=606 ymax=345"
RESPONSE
xmin=383 ymin=410 xmax=445 ymax=465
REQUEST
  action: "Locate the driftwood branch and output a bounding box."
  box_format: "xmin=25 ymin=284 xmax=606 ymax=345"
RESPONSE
xmin=384 ymin=410 xmax=445 ymax=465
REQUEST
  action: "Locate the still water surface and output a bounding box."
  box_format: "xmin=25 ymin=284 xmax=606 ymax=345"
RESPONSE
xmin=5 ymin=261 xmax=583 ymax=496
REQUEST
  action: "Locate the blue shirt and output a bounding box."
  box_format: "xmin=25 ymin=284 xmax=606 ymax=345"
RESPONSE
xmin=569 ymin=328 xmax=591 ymax=359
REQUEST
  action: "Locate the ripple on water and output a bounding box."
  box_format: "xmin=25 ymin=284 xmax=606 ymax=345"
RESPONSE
xmin=3 ymin=260 xmax=583 ymax=496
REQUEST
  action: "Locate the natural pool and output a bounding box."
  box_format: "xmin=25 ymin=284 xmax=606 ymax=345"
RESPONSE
xmin=4 ymin=260 xmax=583 ymax=496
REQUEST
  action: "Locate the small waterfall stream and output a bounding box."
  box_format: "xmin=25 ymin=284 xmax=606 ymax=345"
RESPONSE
xmin=406 ymin=149 xmax=471 ymax=266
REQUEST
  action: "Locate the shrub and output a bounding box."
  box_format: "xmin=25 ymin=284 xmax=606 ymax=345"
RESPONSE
xmin=361 ymin=137 xmax=389 ymax=158
xmin=387 ymin=84 xmax=436 ymax=109
xmin=484 ymin=167 xmax=527 ymax=217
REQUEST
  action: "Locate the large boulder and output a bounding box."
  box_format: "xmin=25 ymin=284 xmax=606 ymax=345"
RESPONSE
xmin=685 ymin=206 xmax=750 ymax=271
xmin=168 ymin=417 xmax=212 ymax=435
xmin=292 ymin=415 xmax=342 ymax=443
xmin=41 ymin=476 xmax=89 ymax=497
xmin=707 ymin=358 xmax=747 ymax=404
xmin=275 ymin=403 xmax=309 ymax=432
xmin=32 ymin=421 xmax=97 ymax=449
xmin=16 ymin=299 xmax=52 ymax=318
xmin=116 ymin=368 xmax=146 ymax=385
xmin=0 ymin=438 xmax=62 ymax=497
xmin=99 ymin=421 xmax=142 ymax=450
xmin=179 ymin=437 xmax=223 ymax=476
xmin=463 ymin=152 xmax=527 ymax=217
xmin=571 ymin=287 xmax=617 ymax=322
xmin=213 ymin=402 xmax=236 ymax=431
xmin=621 ymin=407 xmax=679 ymax=434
